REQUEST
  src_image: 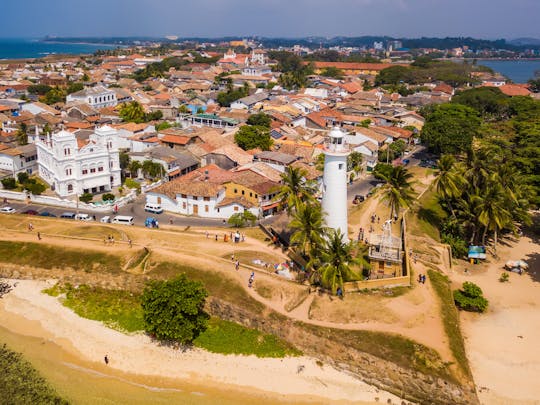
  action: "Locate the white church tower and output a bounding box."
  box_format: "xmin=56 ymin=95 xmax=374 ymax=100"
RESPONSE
xmin=322 ymin=126 xmax=350 ymax=241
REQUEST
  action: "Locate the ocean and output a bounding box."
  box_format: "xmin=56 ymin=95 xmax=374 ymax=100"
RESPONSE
xmin=0 ymin=38 xmax=119 ymax=59
xmin=476 ymin=59 xmax=540 ymax=83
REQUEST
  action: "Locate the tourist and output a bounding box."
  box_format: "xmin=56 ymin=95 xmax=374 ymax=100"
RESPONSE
xmin=28 ymin=223 xmax=33 ymax=231
xmin=128 ymin=239 xmax=132 ymax=248
xmin=37 ymin=232 xmax=41 ymax=240
xmin=235 ymin=260 xmax=240 ymax=271
xmin=215 ymin=234 xmax=218 ymax=241
xmin=231 ymin=254 xmax=235 ymax=261
xmin=104 ymin=355 xmax=109 ymax=365
xmin=169 ymin=218 xmax=173 ymax=225
xmin=205 ymin=230 xmax=209 ymax=238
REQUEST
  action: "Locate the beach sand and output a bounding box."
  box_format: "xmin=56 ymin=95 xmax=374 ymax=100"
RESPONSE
xmin=0 ymin=279 xmax=404 ymax=405
xmin=454 ymin=235 xmax=540 ymax=405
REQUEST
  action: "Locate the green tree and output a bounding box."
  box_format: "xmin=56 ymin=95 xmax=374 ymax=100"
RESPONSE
xmin=476 ymin=179 xmax=512 ymax=253
xmin=321 ymin=67 xmax=344 ymax=79
xmin=375 ymin=65 xmax=412 ymax=85
xmin=289 ymin=203 xmax=327 ymax=256
xmin=119 ymin=101 xmax=146 ymax=123
xmin=16 ymin=123 xmax=28 ymax=145
xmin=228 ymin=211 xmax=257 ymax=227
xmin=311 ymin=229 xmax=363 ymax=295
xmin=527 ymin=78 xmax=540 ymax=93
xmin=379 ymin=165 xmax=416 ymax=219
xmin=79 ymin=193 xmax=93 ymax=203
xmin=141 ymin=275 xmax=209 ymax=344
xmin=178 ymin=105 xmax=190 ymax=114
xmin=142 ymin=160 xmax=165 ymax=180
xmin=276 ymin=166 xmax=317 ymax=215
xmin=119 ymin=152 xmax=130 ymax=171
xmin=41 ymin=87 xmax=65 ymax=105
xmin=234 ymin=125 xmax=272 ymax=151
xmin=66 ymin=82 xmax=84 ymax=94
xmin=453 ymin=281 xmax=488 ymax=313
xmin=81 ymin=73 xmax=90 ymax=82
xmin=434 ymin=155 xmax=463 ymax=217
xmin=347 ymin=151 xmax=363 ymax=173
xmin=451 ymin=87 xmax=509 ymax=119
xmin=128 ymin=160 xmax=142 ymax=178
xmin=246 ymin=113 xmax=272 ymax=128
xmin=421 ymin=104 xmax=481 ymax=154
xmin=1 ymin=177 xmax=17 ymax=189
xmin=17 ymin=172 xmax=29 ymax=184
xmin=27 ymin=84 xmax=52 ymax=95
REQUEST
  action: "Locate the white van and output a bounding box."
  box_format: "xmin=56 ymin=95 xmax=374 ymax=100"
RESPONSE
xmin=112 ymin=215 xmax=134 ymax=225
xmin=144 ymin=203 xmax=163 ymax=214
xmin=75 ymin=213 xmax=92 ymax=221
xmin=100 ymin=216 xmax=111 ymax=223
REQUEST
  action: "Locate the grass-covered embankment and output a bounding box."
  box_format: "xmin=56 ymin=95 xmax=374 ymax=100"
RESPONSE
xmin=0 ymin=343 xmax=68 ymax=405
xmin=43 ymin=283 xmax=300 ymax=358
xmin=428 ymin=269 xmax=472 ymax=379
xmin=0 ymin=240 xmax=123 ymax=273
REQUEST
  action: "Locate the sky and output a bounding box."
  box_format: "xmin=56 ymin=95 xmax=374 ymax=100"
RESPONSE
xmin=1 ymin=0 xmax=539 ymax=39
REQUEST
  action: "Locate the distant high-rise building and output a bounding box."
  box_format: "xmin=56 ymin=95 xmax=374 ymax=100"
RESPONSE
xmin=373 ymin=41 xmax=384 ymax=51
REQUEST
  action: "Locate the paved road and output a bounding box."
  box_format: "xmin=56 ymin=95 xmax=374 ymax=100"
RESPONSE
xmin=2 ymin=146 xmax=426 ymax=229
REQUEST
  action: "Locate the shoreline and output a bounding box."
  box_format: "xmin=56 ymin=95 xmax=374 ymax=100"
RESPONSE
xmin=0 ymin=279 xmax=402 ymax=405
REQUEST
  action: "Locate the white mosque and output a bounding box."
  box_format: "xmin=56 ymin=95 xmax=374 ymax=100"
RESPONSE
xmin=321 ymin=126 xmax=350 ymax=241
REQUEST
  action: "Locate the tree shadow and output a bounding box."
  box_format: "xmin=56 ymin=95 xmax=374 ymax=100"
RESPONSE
xmin=417 ymin=206 xmax=443 ymax=229
xmin=524 ymin=252 xmax=540 ymax=283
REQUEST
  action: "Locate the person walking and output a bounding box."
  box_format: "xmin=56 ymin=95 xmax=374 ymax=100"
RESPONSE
xmin=128 ymin=239 xmax=132 ymax=248
xmin=235 ymin=260 xmax=240 ymax=271
xmin=104 ymin=355 xmax=109 ymax=365
xmin=37 ymin=232 xmax=41 ymax=240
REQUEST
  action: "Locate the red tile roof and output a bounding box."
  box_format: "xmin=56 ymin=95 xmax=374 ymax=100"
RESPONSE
xmin=498 ymin=84 xmax=531 ymax=97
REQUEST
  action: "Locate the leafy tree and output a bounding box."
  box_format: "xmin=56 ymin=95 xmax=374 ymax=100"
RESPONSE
xmin=128 ymin=160 xmax=142 ymax=178
xmin=120 ymin=101 xmax=146 ymax=123
xmin=379 ymin=165 xmax=416 ymax=219
xmin=451 ymin=87 xmax=509 ymax=119
xmin=246 ymin=113 xmax=271 ymax=128
xmin=119 ymin=152 xmax=130 ymax=170
xmin=141 ymin=275 xmax=209 ymax=344
xmin=476 ymin=179 xmax=512 ymax=253
xmin=290 ymin=203 xmax=327 ymax=256
xmin=24 ymin=181 xmax=46 ymax=195
xmin=141 ymin=160 xmax=165 ymax=179
xmin=421 ymin=104 xmax=481 ymax=154
xmin=81 ymin=73 xmax=90 ymax=82
xmin=145 ymin=110 xmax=163 ymax=121
xmin=66 ymin=82 xmax=84 ymax=94
xmin=16 ymin=123 xmax=28 ymax=145
xmin=228 ymin=211 xmax=257 ymax=227
xmin=234 ymin=125 xmax=272 ymax=151
xmin=27 ymin=84 xmax=52 ymax=95
xmin=434 ymin=155 xmax=463 ymax=217
xmin=276 ymin=166 xmax=317 ymax=215
xmin=372 ymin=163 xmax=393 ymax=181
xmin=375 ymin=65 xmax=412 ymax=85
xmin=216 ymin=85 xmax=249 ymax=107
xmin=310 ymin=229 xmax=363 ymax=295
xmin=41 ymin=87 xmax=65 ymax=105
xmin=79 ymin=193 xmax=93 ymax=203
xmin=347 ymin=151 xmax=363 ymax=173
xmin=42 ymin=123 xmax=52 ymax=135
xmin=453 ymin=281 xmax=488 ymax=313
xmin=358 ymin=119 xmax=371 ymax=128
xmin=178 ymin=105 xmax=190 ymax=114
xmin=156 ymin=121 xmax=172 ymax=131
xmin=17 ymin=172 xmax=29 ymax=184
xmin=321 ymin=67 xmax=344 ymax=79
xmin=102 ymin=193 xmax=115 ymax=202
xmin=527 ymin=78 xmax=540 ymax=93
xmin=1 ymin=177 xmax=17 ymax=189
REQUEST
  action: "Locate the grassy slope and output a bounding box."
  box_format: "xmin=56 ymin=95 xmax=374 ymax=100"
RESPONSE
xmin=43 ymin=284 xmax=299 ymax=358
xmin=0 ymin=344 xmax=68 ymax=405
xmin=428 ymin=269 xmax=472 ymax=380
xmin=0 ymin=240 xmax=123 ymax=273
xmin=408 ymin=186 xmax=447 ymax=241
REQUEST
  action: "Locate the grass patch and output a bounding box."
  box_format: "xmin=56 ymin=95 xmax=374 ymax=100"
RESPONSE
xmin=409 ymin=186 xmax=446 ymax=241
xmin=51 ymin=284 xmax=145 ymax=333
xmin=194 ymin=318 xmax=301 ymax=357
xmin=0 ymin=241 xmax=123 ymax=273
xmin=0 ymin=343 xmax=68 ymax=404
xmin=148 ymin=260 xmax=265 ymax=313
xmin=428 ymin=269 xmax=472 ymax=379
xmin=241 ymin=227 xmax=271 ymax=243
xmin=61 ymin=225 xmax=124 ymax=241
xmin=299 ymin=322 xmax=456 ymax=382
xmin=44 ymin=284 xmax=299 ymax=357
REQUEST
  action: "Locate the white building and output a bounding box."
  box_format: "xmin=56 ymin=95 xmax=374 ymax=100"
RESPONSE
xmin=66 ymin=85 xmax=117 ymax=109
xmin=0 ymin=144 xmax=38 ymax=176
xmin=36 ymin=126 xmax=122 ymax=197
xmin=321 ymin=127 xmax=350 ymax=241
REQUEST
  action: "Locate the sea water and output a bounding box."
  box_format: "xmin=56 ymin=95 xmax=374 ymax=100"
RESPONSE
xmin=0 ymin=38 xmax=119 ymax=59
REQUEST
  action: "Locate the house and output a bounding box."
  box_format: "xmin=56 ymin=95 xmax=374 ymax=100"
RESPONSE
xmin=187 ymin=113 xmax=239 ymax=129
xmin=230 ymin=92 xmax=269 ymax=110
xmin=36 ymin=127 xmax=121 ymax=197
xmin=66 ymin=85 xmax=117 ymax=109
xmin=0 ymin=143 xmax=38 ymax=176
xmin=201 ymin=144 xmax=253 ymax=170
xmin=146 ymin=164 xmax=259 ymax=219
xmin=253 ymin=151 xmax=299 ymax=172
xmin=130 ymin=146 xmax=199 ymax=180
xmin=224 ymin=170 xmax=280 ymax=217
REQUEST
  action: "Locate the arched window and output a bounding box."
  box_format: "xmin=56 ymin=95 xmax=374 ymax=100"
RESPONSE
xmin=67 ymin=184 xmax=73 ymax=192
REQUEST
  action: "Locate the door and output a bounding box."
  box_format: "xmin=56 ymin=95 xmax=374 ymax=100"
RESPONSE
xmin=193 ymin=205 xmax=198 ymax=215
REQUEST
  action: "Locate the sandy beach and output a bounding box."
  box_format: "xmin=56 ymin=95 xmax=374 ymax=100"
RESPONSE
xmin=0 ymin=278 xmax=404 ymax=405
xmin=453 ymin=235 xmax=540 ymax=405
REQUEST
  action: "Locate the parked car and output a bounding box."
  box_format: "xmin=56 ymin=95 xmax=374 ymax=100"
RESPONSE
xmin=100 ymin=216 xmax=111 ymax=223
xmin=60 ymin=212 xmax=76 ymax=219
xmin=75 ymin=213 xmax=92 ymax=221
xmin=0 ymin=206 xmax=16 ymax=214
xmin=144 ymin=203 xmax=163 ymax=214
xmin=39 ymin=211 xmax=56 ymax=217
xmin=22 ymin=209 xmax=38 ymax=215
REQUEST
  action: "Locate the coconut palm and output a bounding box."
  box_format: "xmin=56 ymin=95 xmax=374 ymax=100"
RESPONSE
xmin=379 ymin=166 xmax=416 ymax=220
xmin=276 ymin=166 xmax=317 ymax=215
xmin=289 ymin=203 xmax=327 ymax=256
xmin=434 ymin=155 xmax=463 ymax=217
xmin=476 ymin=179 xmax=512 ymax=254
xmin=311 ymin=229 xmax=365 ymax=295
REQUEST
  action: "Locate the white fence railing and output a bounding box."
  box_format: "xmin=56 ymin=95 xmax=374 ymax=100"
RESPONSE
xmin=0 ymin=189 xmax=137 ymax=213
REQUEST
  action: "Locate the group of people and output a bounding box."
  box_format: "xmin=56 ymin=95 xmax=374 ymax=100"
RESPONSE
xmin=418 ymin=274 xmax=426 ymax=284
xmin=104 ymin=235 xmax=115 ymax=245
xmin=248 ymin=271 xmax=255 ymax=288
xmin=206 ymin=230 xmax=246 ymax=243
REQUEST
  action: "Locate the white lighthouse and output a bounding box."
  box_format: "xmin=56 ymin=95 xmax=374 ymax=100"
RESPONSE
xmin=321 ymin=126 xmax=350 ymax=241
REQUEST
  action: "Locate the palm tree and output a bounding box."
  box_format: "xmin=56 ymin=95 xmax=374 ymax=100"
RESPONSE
xmin=379 ymin=166 xmax=416 ymax=220
xmin=289 ymin=203 xmax=327 ymax=256
xmin=276 ymin=166 xmax=317 ymax=215
xmin=434 ymin=155 xmax=463 ymax=217
xmin=477 ymin=179 xmax=512 ymax=254
xmin=311 ymin=229 xmax=364 ymax=295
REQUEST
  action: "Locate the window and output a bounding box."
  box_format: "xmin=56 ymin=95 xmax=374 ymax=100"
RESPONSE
xmin=64 ymin=148 xmax=71 ymax=156
xmin=98 ymin=167 xmax=104 ymax=172
xmin=182 ymin=202 xmax=186 ymax=209
xmin=67 ymin=184 xmax=73 ymax=192
xmin=82 ymin=169 xmax=88 ymax=175
xmin=255 ymin=194 xmax=258 ymax=198
xmin=181 ymin=194 xmax=187 ymax=198
xmin=234 ymin=189 xmax=238 ymax=194
xmin=234 ymin=206 xmax=239 ymax=212
xmin=338 ymin=163 xmax=344 ymax=170
xmin=205 ymin=205 xmax=209 ymax=212
xmin=241 ymin=190 xmax=245 ymax=195
xmin=203 ymin=197 xmax=210 ymax=201
xmin=249 ymin=192 xmax=252 ymax=197
xmin=65 ymin=168 xmax=72 ymax=176
xmin=90 ymin=168 xmax=96 ymax=173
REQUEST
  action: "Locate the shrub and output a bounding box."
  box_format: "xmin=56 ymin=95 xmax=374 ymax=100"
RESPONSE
xmin=102 ymin=193 xmax=115 ymax=202
xmin=141 ymin=274 xmax=210 ymax=344
xmin=453 ymin=281 xmax=488 ymax=312
xmin=24 ymin=182 xmax=46 ymax=195
xmin=499 ymin=272 xmax=510 ymax=283
xmin=79 ymin=192 xmax=93 ymax=203
xmin=17 ymin=172 xmax=29 ymax=184
xmin=1 ymin=177 xmax=17 ymax=190
xmin=124 ymin=178 xmax=141 ymax=192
